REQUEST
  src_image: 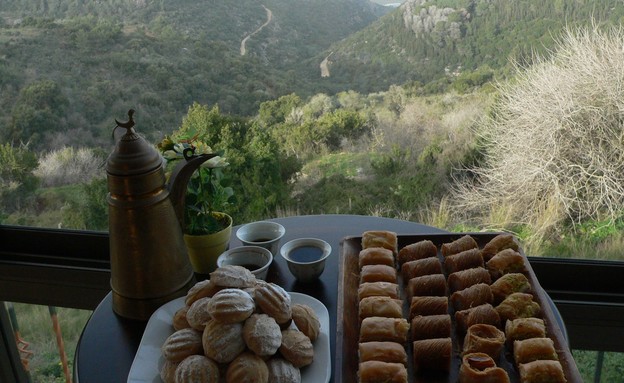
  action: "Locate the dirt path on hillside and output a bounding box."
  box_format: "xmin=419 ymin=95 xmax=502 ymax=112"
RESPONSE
xmin=320 ymin=52 xmax=333 ymax=77
xmin=240 ymin=5 xmax=273 ymax=56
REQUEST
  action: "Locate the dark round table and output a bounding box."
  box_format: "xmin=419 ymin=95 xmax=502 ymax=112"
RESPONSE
xmin=73 ymin=214 xmax=446 ymax=383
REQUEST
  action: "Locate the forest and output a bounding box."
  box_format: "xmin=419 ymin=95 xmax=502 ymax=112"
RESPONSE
xmin=2 ymin=0 xmax=624 ymax=262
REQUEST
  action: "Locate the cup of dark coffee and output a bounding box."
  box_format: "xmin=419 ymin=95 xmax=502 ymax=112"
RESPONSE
xmin=236 ymin=221 xmax=286 ymax=256
xmin=280 ymin=238 xmax=331 ymax=282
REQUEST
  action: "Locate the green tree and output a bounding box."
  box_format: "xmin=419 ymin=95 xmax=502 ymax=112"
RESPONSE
xmin=257 ymin=93 xmax=302 ymax=127
xmin=169 ymin=102 xmax=296 ymax=223
xmin=8 ymin=80 xmax=68 ymax=148
xmin=0 ymin=143 xmax=39 ymax=216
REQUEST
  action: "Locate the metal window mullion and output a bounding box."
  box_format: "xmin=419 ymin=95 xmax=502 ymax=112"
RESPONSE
xmin=0 ymin=302 xmax=29 ymax=383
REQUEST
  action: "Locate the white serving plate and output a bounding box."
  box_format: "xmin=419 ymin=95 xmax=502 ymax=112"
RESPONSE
xmin=128 ymin=292 xmax=331 ymax=383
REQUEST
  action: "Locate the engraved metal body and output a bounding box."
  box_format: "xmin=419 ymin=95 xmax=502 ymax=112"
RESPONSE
xmin=106 ymin=110 xmax=216 ymax=320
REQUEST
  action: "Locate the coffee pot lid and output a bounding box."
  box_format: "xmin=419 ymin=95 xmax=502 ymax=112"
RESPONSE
xmin=107 ymin=109 xmax=163 ymax=176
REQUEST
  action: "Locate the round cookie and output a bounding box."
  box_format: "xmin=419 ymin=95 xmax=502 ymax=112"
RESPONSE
xmin=226 ymin=352 xmax=269 ymax=383
xmin=202 ymin=320 xmax=246 ymax=363
xmin=208 ymin=288 xmax=255 ymax=324
xmin=267 ymin=357 xmax=301 ymax=383
xmin=279 ymin=329 xmax=314 ymax=368
xmin=161 ymin=328 xmax=203 ymax=362
xmin=291 ymin=303 xmax=320 ymax=341
xmin=172 ymin=305 xmax=191 ymax=331
xmin=186 ymin=296 xmax=212 ymax=331
xmin=210 ymin=265 xmax=256 ymax=288
xmin=243 ymin=313 xmax=282 ymax=356
xmin=159 ymin=359 xmax=179 ymax=383
xmin=185 ymin=279 xmax=222 ymax=306
xmin=174 ymin=355 xmax=219 ymax=383
xmin=255 ymin=282 xmax=292 ymax=325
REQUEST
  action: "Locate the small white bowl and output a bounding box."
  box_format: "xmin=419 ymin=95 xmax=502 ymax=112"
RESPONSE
xmin=217 ymin=246 xmax=273 ymax=280
xmin=280 ymin=238 xmax=331 ymax=283
xmin=236 ymin=221 xmax=286 ymax=256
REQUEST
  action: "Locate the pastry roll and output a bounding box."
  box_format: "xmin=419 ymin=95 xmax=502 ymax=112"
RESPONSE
xmin=362 ymin=231 xmax=398 ymax=254
xmin=496 ymin=292 xmax=541 ymax=322
xmin=358 ymin=360 xmax=407 ymax=383
xmin=462 ymin=324 xmax=505 ymax=359
xmin=358 ymin=282 xmax=400 ymax=300
xmin=491 ymin=273 xmax=532 ymax=304
xmin=359 ymin=296 xmax=403 ymax=320
xmin=360 ymin=264 xmax=398 ymax=284
xmin=444 ymin=248 xmax=484 ymax=274
xmin=410 ymin=314 xmax=451 ymax=340
xmin=505 ymin=318 xmax=547 ymax=344
xmin=455 ymin=304 xmax=501 ymax=333
xmin=401 ymin=257 xmax=442 ymax=281
xmin=441 ymin=235 xmax=478 ymax=257
xmin=482 ymin=234 xmax=519 ymax=261
xmin=459 ymin=352 xmax=510 ymax=383
xmin=397 ymin=240 xmax=437 ymax=265
xmin=359 ymin=247 xmax=395 ymax=269
xmin=409 ymin=296 xmax=448 ymax=319
xmin=518 ymin=360 xmax=567 ymax=383
xmin=359 ymin=341 xmax=408 ymax=365
xmin=448 ymin=267 xmax=492 ymax=293
xmin=412 ymin=338 xmax=452 ymax=373
xmin=451 ymin=283 xmax=494 ymax=311
xmin=359 ymin=316 xmax=410 ymax=343
xmin=486 ymin=248 xmax=526 ymax=280
xmin=514 ymin=337 xmax=558 ymax=364
xmin=407 ymin=274 xmax=447 ymax=298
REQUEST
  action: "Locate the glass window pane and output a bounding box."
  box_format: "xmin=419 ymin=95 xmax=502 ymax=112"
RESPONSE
xmin=5 ymin=302 xmax=91 ymax=383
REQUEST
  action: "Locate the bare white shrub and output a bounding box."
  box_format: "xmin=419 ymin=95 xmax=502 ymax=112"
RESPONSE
xmin=35 ymin=147 xmax=105 ymax=187
xmin=452 ymin=25 xmax=624 ymax=237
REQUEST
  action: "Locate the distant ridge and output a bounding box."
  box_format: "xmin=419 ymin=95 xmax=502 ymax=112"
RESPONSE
xmin=317 ymin=0 xmax=624 ymax=93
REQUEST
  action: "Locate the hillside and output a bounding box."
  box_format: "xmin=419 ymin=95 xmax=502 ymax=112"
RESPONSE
xmin=0 ymin=0 xmax=386 ymax=149
xmin=319 ymin=0 xmax=624 ymax=93
xmin=4 ymin=0 xmax=624 ymax=150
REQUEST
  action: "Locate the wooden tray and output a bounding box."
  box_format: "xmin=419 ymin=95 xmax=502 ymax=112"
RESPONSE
xmin=336 ymin=232 xmax=582 ymax=383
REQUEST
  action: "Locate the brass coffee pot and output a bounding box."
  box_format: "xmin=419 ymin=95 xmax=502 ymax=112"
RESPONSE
xmin=106 ymin=110 xmax=217 ymax=320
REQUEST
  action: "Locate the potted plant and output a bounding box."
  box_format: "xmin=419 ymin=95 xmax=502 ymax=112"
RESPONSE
xmin=159 ymin=137 xmax=235 ymax=274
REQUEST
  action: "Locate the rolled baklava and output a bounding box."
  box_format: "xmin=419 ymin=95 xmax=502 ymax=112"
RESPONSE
xmin=441 ymin=235 xmax=479 ymax=257
xmin=407 ymin=274 xmax=448 ymax=298
xmin=448 ymin=267 xmax=492 ymax=293
xmin=397 ymin=240 xmax=437 ymax=266
xmin=410 ymin=314 xmax=452 ymax=341
xmin=409 ymin=296 xmax=449 ymax=319
xmin=496 ymin=292 xmax=541 ymax=322
xmin=459 ymin=352 xmax=510 ymax=383
xmin=359 ymin=296 xmax=403 ymax=321
xmin=359 ymin=247 xmax=395 ymax=269
xmin=482 ymin=234 xmax=519 ymax=261
xmin=455 ymin=303 xmax=501 ymax=333
xmin=401 ymin=257 xmax=442 ymax=281
xmin=444 ymin=248 xmax=484 ymax=274
xmin=359 ymin=316 xmax=410 ymax=343
xmin=462 ymin=323 xmax=505 ymax=359
xmin=486 ymin=249 xmax=526 ymax=280
xmin=451 ymin=283 xmax=494 ymax=312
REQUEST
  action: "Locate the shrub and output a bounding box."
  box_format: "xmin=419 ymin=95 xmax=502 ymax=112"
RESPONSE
xmin=452 ymin=25 xmax=624 ymax=247
xmin=34 ymin=147 xmax=104 ymax=187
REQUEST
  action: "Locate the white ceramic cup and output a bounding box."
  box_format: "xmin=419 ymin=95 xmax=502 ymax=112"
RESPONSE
xmin=280 ymin=238 xmax=331 ymax=282
xmin=216 ymin=245 xmax=273 ymax=280
xmin=236 ymin=221 xmax=286 ymax=256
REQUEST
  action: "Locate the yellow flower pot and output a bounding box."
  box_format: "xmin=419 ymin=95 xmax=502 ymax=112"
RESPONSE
xmin=183 ymin=212 xmax=232 ymax=274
